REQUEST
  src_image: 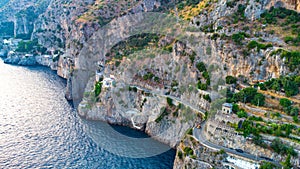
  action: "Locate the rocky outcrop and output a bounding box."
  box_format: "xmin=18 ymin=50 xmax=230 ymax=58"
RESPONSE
xmin=4 ymin=52 xmax=59 ymax=68
xmin=173 ymin=134 xmax=226 ymax=169
xmin=35 ymin=54 xmax=58 ymax=70
xmin=4 ymin=53 xmax=36 ymax=65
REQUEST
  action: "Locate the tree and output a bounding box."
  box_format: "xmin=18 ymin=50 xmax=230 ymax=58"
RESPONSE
xmin=282 ymin=154 xmax=292 ymax=169
xmin=237 ymin=110 xmax=248 ymax=118
xmin=283 ymin=79 xmax=299 ymax=97
xmin=167 ymin=97 xmax=173 ymax=106
xmin=202 ymin=71 xmax=210 ymax=80
xmin=242 ymin=87 xmax=258 ymax=103
xmin=196 ymin=62 xmax=206 ymax=72
xmin=232 ymin=103 xmax=239 ymax=113
xmin=271 ymin=138 xmax=297 ymax=156
xmin=271 ymin=80 xmax=280 ymax=91
xmin=203 ymin=94 xmax=211 ymax=102
xmin=258 ymin=83 xmax=267 ymax=90
xmin=251 ymin=93 xmax=265 ymax=106
xmin=290 ymin=107 xmax=299 ymax=116
xmin=226 ymin=75 xmax=237 ymax=84
xmin=94 ymin=82 xmax=102 ymax=97
xmin=259 ymin=161 xmax=278 ymax=169
xmin=294 ymin=76 xmax=300 ymax=86
xmin=197 ymin=81 xmax=208 ymax=90
xmin=280 ymin=98 xmax=292 ymax=108
xmin=293 ymin=115 xmax=299 ymax=123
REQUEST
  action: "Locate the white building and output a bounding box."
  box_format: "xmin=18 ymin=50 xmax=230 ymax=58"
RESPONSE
xmin=103 ymin=77 xmax=116 ymax=88
xmin=222 ymin=103 xmax=233 ymax=114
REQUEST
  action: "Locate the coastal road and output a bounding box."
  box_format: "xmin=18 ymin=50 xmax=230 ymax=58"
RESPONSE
xmin=193 ymin=124 xmax=281 ymax=167
xmin=130 ymin=84 xmax=280 ymax=166
xmin=130 ymin=85 xmax=206 ymax=116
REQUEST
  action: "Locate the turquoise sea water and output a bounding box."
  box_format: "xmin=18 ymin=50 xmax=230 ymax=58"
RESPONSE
xmin=0 ymin=60 xmax=175 ymax=169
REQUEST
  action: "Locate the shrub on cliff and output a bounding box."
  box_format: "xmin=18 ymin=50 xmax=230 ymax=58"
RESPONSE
xmin=94 ymin=82 xmax=102 ymax=97
xmin=226 ymin=76 xmax=237 ymax=84
xmin=196 ymin=62 xmax=206 ymax=72
xmin=167 ymin=97 xmax=173 ymax=106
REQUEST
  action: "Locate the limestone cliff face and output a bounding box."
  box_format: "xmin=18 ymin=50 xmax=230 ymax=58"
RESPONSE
xmin=32 ymin=0 xmax=163 ymax=79
xmin=0 ymin=0 xmax=50 ymax=38
xmin=77 ymin=35 xmax=208 ymax=147
xmin=78 ymin=76 xmax=200 ymax=147
xmin=64 ymin=0 xmax=296 ymax=107
xmin=268 ymin=0 xmax=300 ymax=11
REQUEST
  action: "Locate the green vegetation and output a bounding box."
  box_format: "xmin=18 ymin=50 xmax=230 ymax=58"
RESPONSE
xmin=94 ymin=81 xmax=102 ymax=97
xmin=232 ymin=4 xmax=246 ymax=23
xmin=107 ymin=33 xmax=160 ymax=60
xmin=16 ymin=39 xmax=38 ymax=53
xmin=200 ymin=24 xmax=214 ymax=33
xmin=237 ymin=115 xmax=299 ymax=148
xmin=176 ymin=0 xmax=201 ymax=10
xmin=167 ymin=97 xmax=173 ymax=106
xmin=259 ymin=75 xmax=300 ymax=97
xmin=231 ymin=32 xmax=249 ymax=45
xmin=270 ymin=49 xmax=300 ymax=71
xmin=252 ymin=93 xmax=265 ymax=106
xmin=196 ymin=62 xmax=206 ymax=72
xmin=247 ymin=40 xmax=273 ymax=51
xmin=196 ymin=62 xmax=210 ymax=90
xmin=177 ymin=150 xmax=183 ymax=159
xmin=259 ymin=161 xmax=279 ymax=169
xmin=227 ymin=87 xmax=265 ymax=106
xmin=237 ymin=110 xmax=248 ymax=118
xmin=279 ymin=98 xmax=292 ymax=108
xmin=15 ymin=39 xmax=47 ymax=54
xmin=155 ymin=107 xmax=169 ymax=123
xmin=225 ymin=75 xmax=237 ymax=84
xmin=271 ymin=138 xmax=297 ymax=157
xmin=197 ymin=81 xmax=208 ymax=90
xmin=128 ymin=86 xmax=138 ymax=92
xmin=143 ymin=72 xmax=155 ymax=81
xmin=232 ymin=103 xmax=239 ymax=113
xmin=189 ymin=53 xmax=196 ymax=64
xmin=219 ymin=149 xmax=226 ymax=154
xmin=202 ymin=71 xmax=209 ymax=80
xmin=282 ymin=154 xmax=293 ymax=169
xmin=261 ymin=7 xmax=300 ymax=25
xmin=203 ymin=94 xmax=211 ymax=102
xmin=186 ymin=128 xmax=193 ymax=135
xmin=279 ymin=98 xmax=299 ymax=120
xmin=226 ymin=0 xmax=237 ymax=8
xmin=261 ymin=7 xmax=300 ymax=46
xmin=183 ymin=146 xmax=194 ymax=156
xmin=280 ymin=50 xmax=300 ymax=72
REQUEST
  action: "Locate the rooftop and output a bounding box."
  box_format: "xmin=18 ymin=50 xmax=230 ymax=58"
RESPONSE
xmin=222 ymin=103 xmax=233 ymax=108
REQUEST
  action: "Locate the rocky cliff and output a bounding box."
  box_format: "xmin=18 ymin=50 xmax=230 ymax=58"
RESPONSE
xmin=0 ymin=0 xmax=50 ymax=38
